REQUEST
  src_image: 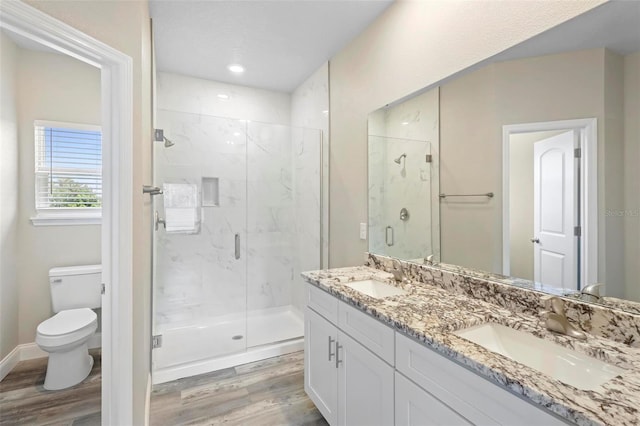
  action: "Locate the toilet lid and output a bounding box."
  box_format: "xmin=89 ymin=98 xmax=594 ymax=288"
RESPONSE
xmin=37 ymin=308 xmax=97 ymax=336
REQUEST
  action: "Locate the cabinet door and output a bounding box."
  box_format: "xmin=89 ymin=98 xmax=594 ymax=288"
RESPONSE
xmin=337 ymin=330 xmax=394 ymax=426
xmin=305 ymin=307 xmax=338 ymax=425
xmin=395 ymin=372 xmax=472 ymax=426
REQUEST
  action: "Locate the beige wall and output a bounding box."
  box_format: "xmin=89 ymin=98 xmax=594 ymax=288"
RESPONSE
xmin=624 ymin=52 xmax=640 ymax=301
xmin=602 ymin=50 xmax=625 ymax=297
xmin=328 ymin=0 xmax=604 ymax=267
xmin=0 ymin=32 xmax=20 ymax=361
xmin=16 ymin=49 xmax=102 ymax=345
xmin=440 ymin=48 xmax=636 ymax=298
xmin=440 ymin=50 xmax=606 ymax=272
xmin=25 ymin=1 xmax=152 ymax=423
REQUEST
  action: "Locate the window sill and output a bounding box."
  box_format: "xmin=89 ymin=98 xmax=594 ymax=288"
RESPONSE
xmin=30 ymin=212 xmax=101 ymax=226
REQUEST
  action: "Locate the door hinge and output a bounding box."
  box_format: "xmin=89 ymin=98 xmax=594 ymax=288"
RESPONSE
xmin=574 ymin=226 xmax=582 ymax=237
xmin=574 ymin=148 xmax=581 ymax=158
xmin=152 ymin=335 xmax=163 ymax=349
xmin=425 ymin=154 xmax=432 ymax=163
xmin=101 ymin=283 xmax=106 ymax=295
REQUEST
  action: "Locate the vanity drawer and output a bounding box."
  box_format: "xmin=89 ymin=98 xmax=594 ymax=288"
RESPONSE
xmin=395 ymin=333 xmax=567 ymax=425
xmin=338 ymin=301 xmax=395 ymax=365
xmin=306 ymin=284 xmax=338 ymax=325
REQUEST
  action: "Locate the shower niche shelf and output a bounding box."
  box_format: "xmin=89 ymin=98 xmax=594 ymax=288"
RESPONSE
xmin=202 ymin=177 xmax=219 ymax=207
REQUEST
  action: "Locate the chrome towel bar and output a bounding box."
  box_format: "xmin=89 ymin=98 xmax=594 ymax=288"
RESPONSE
xmin=439 ymin=192 xmax=494 ymax=199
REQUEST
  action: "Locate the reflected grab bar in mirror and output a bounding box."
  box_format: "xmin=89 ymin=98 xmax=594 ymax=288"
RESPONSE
xmin=439 ymin=192 xmax=494 ymax=199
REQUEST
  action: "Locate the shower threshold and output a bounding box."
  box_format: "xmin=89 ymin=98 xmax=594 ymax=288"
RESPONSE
xmin=152 ymin=305 xmax=304 ymax=384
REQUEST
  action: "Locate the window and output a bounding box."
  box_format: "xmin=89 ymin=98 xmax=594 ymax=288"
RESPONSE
xmin=32 ymin=120 xmax=102 ymax=226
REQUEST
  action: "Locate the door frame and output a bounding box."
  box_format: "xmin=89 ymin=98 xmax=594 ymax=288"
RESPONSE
xmin=0 ymin=2 xmax=134 ymax=425
xmin=502 ymin=118 xmax=597 ymax=289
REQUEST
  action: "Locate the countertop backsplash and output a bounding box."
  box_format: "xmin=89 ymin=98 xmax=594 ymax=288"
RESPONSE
xmin=364 ymin=253 xmax=640 ymax=346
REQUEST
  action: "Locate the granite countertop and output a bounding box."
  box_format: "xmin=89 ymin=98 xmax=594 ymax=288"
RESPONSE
xmin=302 ymin=266 xmax=640 ymax=426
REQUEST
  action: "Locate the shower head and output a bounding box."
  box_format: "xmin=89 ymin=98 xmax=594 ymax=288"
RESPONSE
xmin=163 ymin=136 xmax=175 ymax=148
xmin=394 ymin=153 xmax=407 ymax=164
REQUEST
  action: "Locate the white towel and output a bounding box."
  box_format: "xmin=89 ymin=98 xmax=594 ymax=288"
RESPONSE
xmin=163 ymin=183 xmax=199 ymax=233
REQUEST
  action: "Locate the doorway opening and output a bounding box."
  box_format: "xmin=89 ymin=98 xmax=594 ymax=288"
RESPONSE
xmin=502 ymin=118 xmax=597 ymax=293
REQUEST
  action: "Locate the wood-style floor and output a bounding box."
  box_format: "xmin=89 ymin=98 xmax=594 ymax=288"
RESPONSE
xmin=0 ymin=349 xmax=102 ymax=425
xmin=1 ymin=350 xmax=326 ymax=426
xmin=149 ymin=351 xmax=328 ymax=426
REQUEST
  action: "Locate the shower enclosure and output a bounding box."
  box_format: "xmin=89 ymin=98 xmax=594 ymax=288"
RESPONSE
xmin=152 ymin=109 xmax=322 ymax=383
xmin=368 ymin=136 xmax=437 ymax=261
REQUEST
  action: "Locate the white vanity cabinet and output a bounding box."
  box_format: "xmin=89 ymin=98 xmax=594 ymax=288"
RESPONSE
xmin=305 ymin=306 xmax=339 ymax=425
xmin=304 ymin=286 xmax=395 ymax=426
xmin=304 ymin=284 xmax=568 ymax=426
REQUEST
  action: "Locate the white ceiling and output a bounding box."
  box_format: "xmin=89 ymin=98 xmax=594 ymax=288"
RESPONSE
xmin=494 ymin=0 xmax=640 ymax=62
xmin=150 ymin=0 xmax=394 ymax=93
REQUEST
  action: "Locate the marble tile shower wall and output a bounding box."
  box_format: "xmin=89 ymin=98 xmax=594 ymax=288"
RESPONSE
xmin=366 ymin=253 xmax=640 ymax=345
xmin=292 ymin=127 xmax=322 ymax=315
xmin=154 ymin=109 xmax=321 ymax=328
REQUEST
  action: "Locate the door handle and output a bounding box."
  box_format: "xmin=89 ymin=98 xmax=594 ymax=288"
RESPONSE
xmin=328 ymin=336 xmax=335 ymax=361
xmin=234 ymin=233 xmax=240 ymax=259
xmin=531 ymin=238 xmax=540 ymax=244
xmin=335 ymin=342 xmax=342 ymax=368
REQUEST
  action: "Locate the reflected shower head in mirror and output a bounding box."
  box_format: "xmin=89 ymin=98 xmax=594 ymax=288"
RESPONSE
xmin=394 ymin=153 xmax=407 ymax=164
xmin=154 ymin=128 xmax=175 ymax=148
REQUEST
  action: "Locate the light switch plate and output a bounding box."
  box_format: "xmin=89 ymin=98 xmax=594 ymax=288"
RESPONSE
xmin=359 ymin=222 xmax=367 ymax=240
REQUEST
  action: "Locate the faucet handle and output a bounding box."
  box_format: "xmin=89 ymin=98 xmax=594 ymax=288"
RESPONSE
xmin=541 ymin=296 xmax=565 ymax=315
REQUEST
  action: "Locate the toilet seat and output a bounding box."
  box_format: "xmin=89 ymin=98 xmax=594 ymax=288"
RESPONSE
xmin=36 ymin=308 xmax=97 ymax=349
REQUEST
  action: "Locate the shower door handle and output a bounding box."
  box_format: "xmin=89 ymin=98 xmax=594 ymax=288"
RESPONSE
xmin=386 ymin=226 xmax=394 ymax=247
xmin=154 ymin=210 xmax=166 ymax=231
xmin=234 ymin=233 xmax=240 ymax=259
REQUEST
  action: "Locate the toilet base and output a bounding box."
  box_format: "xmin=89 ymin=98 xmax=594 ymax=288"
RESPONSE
xmin=43 ymin=342 xmax=94 ymax=390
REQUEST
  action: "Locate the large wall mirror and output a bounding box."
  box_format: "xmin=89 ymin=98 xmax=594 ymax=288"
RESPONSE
xmin=367 ymin=1 xmax=640 ymax=313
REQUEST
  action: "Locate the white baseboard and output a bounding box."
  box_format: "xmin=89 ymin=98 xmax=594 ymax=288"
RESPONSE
xmin=19 ymin=343 xmax=48 ymax=361
xmin=0 ymin=346 xmax=21 ymax=382
xmin=0 ymin=333 xmax=102 ymax=381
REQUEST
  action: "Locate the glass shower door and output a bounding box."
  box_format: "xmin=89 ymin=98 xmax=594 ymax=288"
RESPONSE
xmin=152 ymin=110 xmax=248 ymax=372
xmin=245 ymin=122 xmax=322 ymax=348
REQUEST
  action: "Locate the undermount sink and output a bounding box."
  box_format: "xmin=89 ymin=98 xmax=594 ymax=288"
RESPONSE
xmin=454 ymin=323 xmax=624 ymax=391
xmin=344 ymin=279 xmax=408 ymax=299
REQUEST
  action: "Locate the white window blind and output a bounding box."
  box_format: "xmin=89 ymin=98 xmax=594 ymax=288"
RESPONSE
xmin=34 ymin=121 xmax=102 ymax=211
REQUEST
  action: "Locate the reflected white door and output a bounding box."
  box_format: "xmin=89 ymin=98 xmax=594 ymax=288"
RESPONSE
xmin=533 ymin=131 xmax=577 ymax=290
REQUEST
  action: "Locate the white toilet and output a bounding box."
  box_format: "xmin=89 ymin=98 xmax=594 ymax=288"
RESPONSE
xmin=36 ymin=264 xmax=101 ymax=390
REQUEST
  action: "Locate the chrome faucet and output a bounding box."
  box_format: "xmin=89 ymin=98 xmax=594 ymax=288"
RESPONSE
xmin=424 ymin=254 xmax=434 ymax=265
xmin=541 ymin=296 xmax=587 ymax=340
xmin=580 ymin=283 xmax=605 ymax=302
xmin=390 ymin=261 xmax=405 ymax=283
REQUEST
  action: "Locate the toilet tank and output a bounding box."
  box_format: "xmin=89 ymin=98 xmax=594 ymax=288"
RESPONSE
xmin=49 ymin=264 xmax=102 ymax=312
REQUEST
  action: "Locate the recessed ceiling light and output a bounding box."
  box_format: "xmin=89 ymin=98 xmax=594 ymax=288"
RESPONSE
xmin=217 ymin=94 xmax=229 ymax=99
xmin=228 ymin=64 xmax=245 ymax=74
xmin=401 ymin=121 xmax=409 ymax=126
